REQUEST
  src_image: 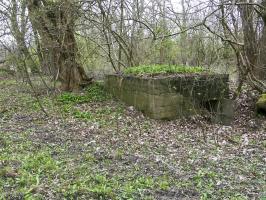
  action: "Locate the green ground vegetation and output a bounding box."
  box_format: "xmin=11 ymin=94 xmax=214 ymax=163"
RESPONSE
xmin=124 ymin=65 xmax=206 ymax=76
xmin=0 ymin=73 xmax=265 ymax=199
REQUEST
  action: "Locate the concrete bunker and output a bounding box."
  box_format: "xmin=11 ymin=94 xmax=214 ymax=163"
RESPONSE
xmin=105 ymin=74 xmax=233 ymax=124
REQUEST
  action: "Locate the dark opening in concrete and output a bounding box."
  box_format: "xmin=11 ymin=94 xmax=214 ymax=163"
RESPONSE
xmin=257 ymin=108 xmax=266 ymax=116
xmin=202 ymin=100 xmax=219 ymax=113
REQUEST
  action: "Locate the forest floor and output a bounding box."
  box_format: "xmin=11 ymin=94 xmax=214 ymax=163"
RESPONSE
xmin=0 ymin=71 xmax=265 ymax=200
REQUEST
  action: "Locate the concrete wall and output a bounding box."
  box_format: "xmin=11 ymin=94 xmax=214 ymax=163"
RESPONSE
xmin=105 ymin=74 xmax=233 ymax=124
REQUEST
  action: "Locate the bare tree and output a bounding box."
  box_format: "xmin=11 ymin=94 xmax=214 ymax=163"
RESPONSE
xmin=1 ymin=0 xmax=265 ymax=94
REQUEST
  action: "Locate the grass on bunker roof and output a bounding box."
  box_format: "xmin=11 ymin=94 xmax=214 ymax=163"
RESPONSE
xmin=124 ymin=65 xmax=206 ymax=76
xmin=0 ymin=71 xmax=265 ymax=199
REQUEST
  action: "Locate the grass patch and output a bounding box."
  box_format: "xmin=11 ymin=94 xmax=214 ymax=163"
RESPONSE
xmin=73 ymin=110 xmax=93 ymax=120
xmin=57 ymin=83 xmax=110 ymax=105
xmin=124 ymin=65 xmax=206 ymax=75
xmin=56 ymin=82 xmax=114 ymax=122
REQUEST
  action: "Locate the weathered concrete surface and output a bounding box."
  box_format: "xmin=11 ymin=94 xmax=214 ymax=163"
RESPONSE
xmin=212 ymin=99 xmax=234 ymax=125
xmin=105 ymin=74 xmax=233 ymax=124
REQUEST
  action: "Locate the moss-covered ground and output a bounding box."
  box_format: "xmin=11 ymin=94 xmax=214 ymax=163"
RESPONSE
xmin=0 ymin=71 xmax=265 ymax=199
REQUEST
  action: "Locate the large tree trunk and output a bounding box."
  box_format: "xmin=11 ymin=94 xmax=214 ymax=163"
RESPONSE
xmin=27 ymin=0 xmax=91 ymax=91
xmin=238 ymin=1 xmax=257 ymax=71
xmin=56 ymin=27 xmax=89 ymax=91
xmin=258 ymin=0 xmax=266 ymax=80
xmin=238 ymin=0 xmax=266 ymax=81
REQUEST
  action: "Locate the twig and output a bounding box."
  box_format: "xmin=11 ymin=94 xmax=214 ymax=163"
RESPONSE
xmin=22 ymin=59 xmax=49 ymax=117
